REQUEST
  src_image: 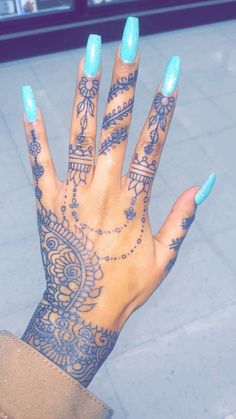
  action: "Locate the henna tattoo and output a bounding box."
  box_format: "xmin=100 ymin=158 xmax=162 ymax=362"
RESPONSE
xmin=38 ymin=207 xmax=103 ymax=313
xmin=98 ymin=207 xmax=146 ymax=262
xmin=22 ymin=301 xmax=118 ymax=387
xmin=76 ymin=76 xmax=99 ymax=143
xmin=165 ymin=256 xmax=177 ymax=273
xmin=169 ymin=237 xmax=184 ymax=252
xmin=65 ymin=77 xmax=98 ymax=211
xmin=102 ymin=98 xmax=134 ymax=130
xmin=29 ymin=129 xmax=43 ymax=204
xmin=23 ymin=206 xmax=118 ymax=386
xmin=145 ymin=93 xmax=175 ymax=155
xmin=125 ymin=153 xmax=156 ymax=220
xmin=108 ymin=70 xmax=138 ymax=102
xmin=99 ymin=126 xmax=128 ymax=155
xmin=181 ymin=215 xmax=195 ymax=230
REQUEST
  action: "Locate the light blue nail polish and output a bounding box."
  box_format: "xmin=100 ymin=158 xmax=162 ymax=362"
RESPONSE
xmin=84 ymin=34 xmax=101 ymax=77
xmin=22 ymin=85 xmax=37 ymax=122
xmin=161 ymin=56 xmax=181 ymax=95
xmin=120 ymin=16 xmax=139 ymax=63
xmin=195 ymin=173 xmax=217 ymax=206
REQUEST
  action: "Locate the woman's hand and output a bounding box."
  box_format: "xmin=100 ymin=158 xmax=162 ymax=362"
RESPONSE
xmin=22 ymin=17 xmax=216 ymax=387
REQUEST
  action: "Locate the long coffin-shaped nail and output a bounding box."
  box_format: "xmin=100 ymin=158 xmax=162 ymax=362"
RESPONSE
xmin=161 ymin=56 xmax=181 ymax=95
xmin=84 ymin=34 xmax=101 ymax=77
xmin=22 ymin=85 xmax=37 ymax=122
xmin=195 ymin=173 xmax=217 ymax=205
xmin=120 ymin=16 xmax=139 ymax=63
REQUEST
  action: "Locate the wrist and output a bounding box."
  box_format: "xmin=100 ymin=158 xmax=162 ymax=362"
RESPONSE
xmin=22 ymin=299 xmax=118 ymax=387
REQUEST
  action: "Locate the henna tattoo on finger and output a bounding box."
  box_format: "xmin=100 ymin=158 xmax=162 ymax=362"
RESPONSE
xmin=28 ymin=129 xmax=44 ymax=205
xmin=108 ymin=70 xmax=138 ymax=102
xmin=125 ymin=153 xmax=156 ymax=220
xmin=145 ymin=93 xmax=175 ymax=155
xmin=99 ymin=126 xmax=128 ymax=155
xmin=169 ymin=237 xmax=184 ymax=252
xmin=102 ymin=98 xmax=134 ymax=130
xmin=66 ymin=77 xmax=99 ymax=213
xmin=165 ymin=256 xmax=177 ymax=273
xmin=181 ymin=215 xmax=195 ymax=230
xmin=76 ymin=76 xmax=99 ymax=143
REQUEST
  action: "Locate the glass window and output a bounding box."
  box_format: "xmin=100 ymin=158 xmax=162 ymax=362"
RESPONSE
xmin=0 ymin=0 xmax=74 ymax=18
xmin=87 ymin=0 xmax=142 ymax=5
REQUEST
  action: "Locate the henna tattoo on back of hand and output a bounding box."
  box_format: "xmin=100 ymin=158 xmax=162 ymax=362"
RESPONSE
xmin=23 ymin=206 xmax=118 ymax=387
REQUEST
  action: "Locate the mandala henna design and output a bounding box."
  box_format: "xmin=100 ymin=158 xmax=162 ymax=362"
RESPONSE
xmin=37 ymin=207 xmax=103 ymax=313
xmin=23 ymin=206 xmax=118 ymax=386
xmin=145 ymin=93 xmax=175 ymax=155
xmin=102 ymin=98 xmax=134 ymax=130
xmin=108 ymin=70 xmax=138 ymax=102
xmin=22 ymin=301 xmax=118 ymax=387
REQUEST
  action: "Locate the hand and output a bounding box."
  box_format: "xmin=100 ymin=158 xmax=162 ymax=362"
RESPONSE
xmin=22 ymin=18 xmax=216 ymax=387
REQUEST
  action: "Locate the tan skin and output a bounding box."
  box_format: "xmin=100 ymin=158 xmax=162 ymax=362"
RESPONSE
xmin=23 ymin=48 xmax=199 ymax=335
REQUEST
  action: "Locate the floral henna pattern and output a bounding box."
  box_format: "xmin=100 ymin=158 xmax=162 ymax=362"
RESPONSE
xmin=38 ymin=208 xmax=103 ymax=313
xmin=22 ymin=301 xmax=118 ymax=387
xmin=76 ymin=76 xmax=99 ymax=141
xmin=23 ymin=205 xmax=118 ymax=386
xmin=145 ymin=93 xmax=175 ymax=155
xmin=23 ymin=110 xmax=119 ymax=387
xmin=66 ymin=77 xmax=99 ymax=212
xmin=108 ymin=70 xmax=138 ymax=102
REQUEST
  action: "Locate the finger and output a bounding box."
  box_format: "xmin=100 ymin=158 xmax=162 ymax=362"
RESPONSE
xmin=154 ymin=173 xmax=216 ymax=280
xmin=22 ymin=86 xmax=60 ymax=208
xmin=124 ymin=56 xmax=181 ymax=221
xmin=96 ymin=17 xmax=139 ymax=180
xmin=69 ymin=35 xmax=101 ymax=189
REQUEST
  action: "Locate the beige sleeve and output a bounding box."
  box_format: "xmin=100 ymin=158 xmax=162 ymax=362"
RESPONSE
xmin=0 ymin=331 xmax=113 ymax=419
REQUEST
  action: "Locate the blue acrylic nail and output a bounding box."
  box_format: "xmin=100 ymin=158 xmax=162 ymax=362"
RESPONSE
xmin=22 ymin=85 xmax=37 ymax=122
xmin=161 ymin=56 xmax=181 ymax=95
xmin=84 ymin=34 xmax=101 ymax=77
xmin=195 ymin=173 xmax=217 ymax=206
xmin=120 ymin=16 xmax=139 ymax=63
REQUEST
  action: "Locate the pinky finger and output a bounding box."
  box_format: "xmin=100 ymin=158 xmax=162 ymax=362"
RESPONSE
xmin=22 ymin=86 xmax=61 ymax=208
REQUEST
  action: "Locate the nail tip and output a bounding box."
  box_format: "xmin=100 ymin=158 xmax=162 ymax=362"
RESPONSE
xmin=161 ymin=55 xmax=181 ymax=95
xmin=195 ymin=173 xmax=217 ymax=206
xmin=120 ymin=16 xmax=139 ymax=63
xmin=84 ymin=33 xmax=102 ymax=77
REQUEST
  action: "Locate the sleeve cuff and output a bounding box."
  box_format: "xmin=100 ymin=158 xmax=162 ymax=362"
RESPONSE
xmin=0 ymin=331 xmax=113 ymax=419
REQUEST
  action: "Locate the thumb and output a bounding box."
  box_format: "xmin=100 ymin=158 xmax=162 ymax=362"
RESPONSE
xmin=154 ymin=174 xmax=216 ymax=277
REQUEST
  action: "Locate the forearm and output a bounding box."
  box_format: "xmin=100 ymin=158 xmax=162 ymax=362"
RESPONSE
xmin=22 ymin=299 xmax=118 ymax=387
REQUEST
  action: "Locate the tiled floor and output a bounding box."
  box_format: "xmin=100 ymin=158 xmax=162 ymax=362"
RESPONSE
xmin=0 ymin=19 xmax=236 ymax=419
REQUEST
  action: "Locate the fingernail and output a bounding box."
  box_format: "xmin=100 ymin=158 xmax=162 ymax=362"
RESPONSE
xmin=195 ymin=173 xmax=217 ymax=206
xmin=22 ymin=86 xmax=37 ymax=122
xmin=84 ymin=34 xmax=101 ymax=77
xmin=120 ymin=16 xmax=139 ymax=63
xmin=161 ymin=56 xmax=181 ymax=95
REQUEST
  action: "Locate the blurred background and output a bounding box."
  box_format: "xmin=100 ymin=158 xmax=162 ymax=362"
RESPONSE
xmin=1 ymin=1 xmax=236 ymax=418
